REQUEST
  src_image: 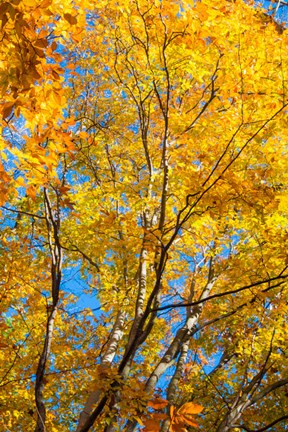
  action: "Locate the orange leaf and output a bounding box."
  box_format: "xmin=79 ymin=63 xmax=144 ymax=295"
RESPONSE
xmin=52 ymin=70 xmax=60 ymax=80
xmin=178 ymin=414 xmax=198 ymax=427
xmin=2 ymin=102 xmax=14 ymax=119
xmin=169 ymin=423 xmax=188 ymax=432
xmin=51 ymin=41 xmax=57 ymax=51
xmin=0 ymin=3 xmax=9 ymax=19
xmin=170 ymin=405 xmax=176 ymax=419
xmin=151 ymin=413 xmax=169 ymax=421
xmin=170 ymin=403 xmax=203 ymax=431
xmin=26 ymin=185 xmax=37 ymax=200
xmin=0 ymin=342 xmax=9 ymax=349
xmin=34 ymin=38 xmax=49 ymax=48
xmin=40 ymin=0 xmax=52 ymax=6
xmin=143 ymin=418 xmax=161 ymax=431
xmin=63 ymin=13 xmax=77 ymax=25
xmin=58 ymin=185 xmax=71 ymax=194
xmin=30 ymin=67 xmax=42 ymax=80
xmin=34 ymin=47 xmax=46 ymax=58
xmin=177 ymin=403 xmax=203 ymax=415
xmin=148 ymin=396 xmax=169 ymax=410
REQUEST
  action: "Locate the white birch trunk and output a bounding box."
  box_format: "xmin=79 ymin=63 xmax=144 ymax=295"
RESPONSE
xmin=76 ymin=310 xmax=126 ymax=431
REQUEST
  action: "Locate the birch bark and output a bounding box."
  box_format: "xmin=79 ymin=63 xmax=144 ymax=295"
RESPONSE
xmin=76 ymin=310 xmax=126 ymax=431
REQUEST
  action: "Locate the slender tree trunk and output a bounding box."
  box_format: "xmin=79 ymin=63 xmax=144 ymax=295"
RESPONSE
xmin=146 ymin=275 xmax=216 ymax=393
xmin=34 ymin=189 xmax=62 ymax=432
xmin=76 ymin=310 xmax=126 ymax=431
xmin=35 ymin=308 xmax=58 ymax=432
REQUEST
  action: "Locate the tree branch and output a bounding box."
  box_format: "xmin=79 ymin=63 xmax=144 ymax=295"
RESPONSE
xmin=152 ymin=272 xmax=288 ymax=312
xmin=239 ymin=415 xmax=288 ymax=432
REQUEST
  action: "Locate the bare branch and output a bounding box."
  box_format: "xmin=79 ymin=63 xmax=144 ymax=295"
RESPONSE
xmin=239 ymin=415 xmax=288 ymax=432
xmin=1 ymin=205 xmax=45 ymax=219
xmin=152 ymin=272 xmax=288 ymax=312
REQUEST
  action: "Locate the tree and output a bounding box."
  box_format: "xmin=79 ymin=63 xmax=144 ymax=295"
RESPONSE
xmin=0 ymin=0 xmax=288 ymax=431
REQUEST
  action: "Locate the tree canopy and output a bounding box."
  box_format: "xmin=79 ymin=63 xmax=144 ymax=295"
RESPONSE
xmin=0 ymin=0 xmax=288 ymax=431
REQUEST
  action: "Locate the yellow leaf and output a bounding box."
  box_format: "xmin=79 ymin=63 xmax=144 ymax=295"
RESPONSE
xmin=133 ymin=416 xmax=143 ymax=426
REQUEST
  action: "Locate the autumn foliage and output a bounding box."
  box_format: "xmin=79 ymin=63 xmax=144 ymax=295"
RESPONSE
xmin=0 ymin=0 xmax=288 ymax=431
